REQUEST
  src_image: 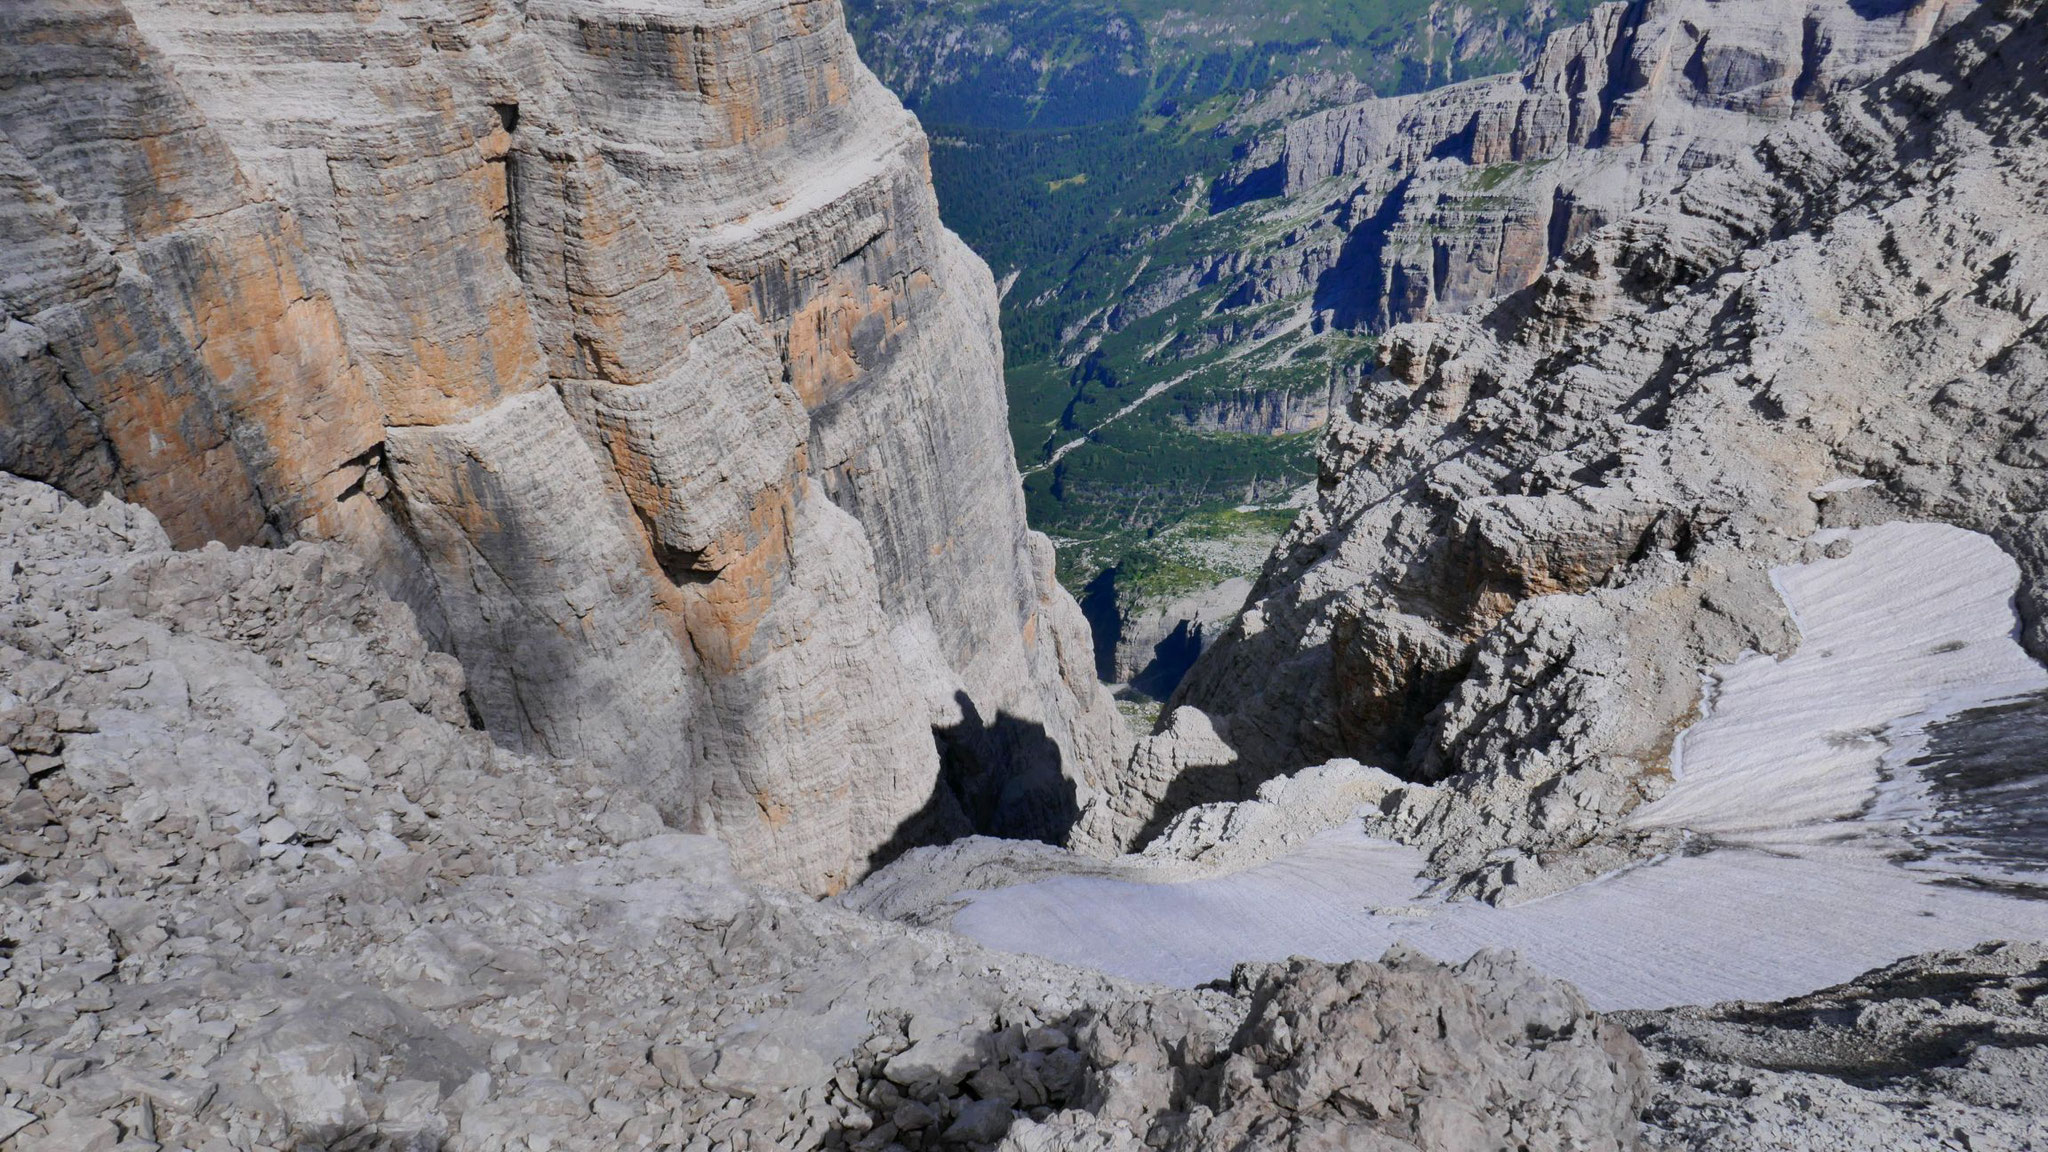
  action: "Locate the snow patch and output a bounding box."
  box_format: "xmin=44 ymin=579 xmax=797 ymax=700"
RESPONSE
xmin=950 ymin=523 xmax=2048 ymax=1009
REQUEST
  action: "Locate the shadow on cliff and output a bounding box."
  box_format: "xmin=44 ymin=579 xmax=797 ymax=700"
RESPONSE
xmin=1127 ymin=750 xmax=1258 ymax=852
xmin=865 ymin=691 xmax=1079 ymax=874
xmin=1131 ymin=619 xmax=1206 ymax=701
xmin=1210 ymin=160 xmax=1286 ymax=213
xmin=1079 ymin=567 xmax=1122 ymax=683
xmin=1315 ymin=178 xmax=1411 ymax=330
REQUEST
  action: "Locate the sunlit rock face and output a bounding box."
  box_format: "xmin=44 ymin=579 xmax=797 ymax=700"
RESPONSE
xmin=1171 ymin=0 xmax=2048 ymax=897
xmin=1196 ymin=0 xmax=1977 ymax=332
xmin=0 ymin=0 xmax=1119 ymax=894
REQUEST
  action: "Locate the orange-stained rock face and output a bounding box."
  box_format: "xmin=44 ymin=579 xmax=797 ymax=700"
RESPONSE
xmin=145 ymin=205 xmax=387 ymax=533
xmin=29 ymin=271 xmax=271 ymax=549
xmin=680 ymin=496 xmax=797 ymax=676
xmin=0 ymin=0 xmax=380 ymax=549
xmin=0 ymin=0 xmax=1121 ymax=893
xmin=785 ymin=279 xmax=908 ymax=409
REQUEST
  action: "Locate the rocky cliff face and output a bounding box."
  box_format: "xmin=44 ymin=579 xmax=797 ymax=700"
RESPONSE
xmin=0 ymin=0 xmax=1119 ymax=894
xmin=1219 ymin=0 xmax=1976 ymax=329
xmin=1166 ymin=0 xmax=2048 ymax=894
xmin=1073 ymin=0 xmax=1975 ymax=362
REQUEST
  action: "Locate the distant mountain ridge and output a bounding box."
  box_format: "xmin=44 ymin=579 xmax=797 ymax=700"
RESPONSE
xmin=846 ymin=0 xmax=1597 ymax=131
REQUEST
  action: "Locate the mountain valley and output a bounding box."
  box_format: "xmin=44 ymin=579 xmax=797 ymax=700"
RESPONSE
xmin=1 ymin=0 xmax=2046 ymax=1148
xmin=849 ymin=0 xmax=1981 ymax=704
xmin=843 ymin=0 xmax=1619 ymax=699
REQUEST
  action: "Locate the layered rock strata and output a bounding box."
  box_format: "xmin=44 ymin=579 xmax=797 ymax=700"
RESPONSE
xmin=1168 ymin=0 xmax=2048 ymax=893
xmin=0 ymin=472 xmax=1653 ymax=1152
xmin=1230 ymin=0 xmax=1976 ymax=329
xmin=1074 ymin=0 xmax=1974 ymax=363
xmin=0 ymin=0 xmax=1118 ymax=893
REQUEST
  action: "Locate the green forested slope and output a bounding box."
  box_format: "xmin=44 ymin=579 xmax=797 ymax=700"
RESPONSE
xmin=846 ymin=0 xmax=1586 ymax=608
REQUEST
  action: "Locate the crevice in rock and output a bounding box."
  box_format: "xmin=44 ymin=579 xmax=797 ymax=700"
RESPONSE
xmin=332 ymin=443 xmax=389 ymax=504
xmin=1077 ymin=566 xmax=1121 ymax=683
xmin=491 ymin=103 xmax=522 ymax=277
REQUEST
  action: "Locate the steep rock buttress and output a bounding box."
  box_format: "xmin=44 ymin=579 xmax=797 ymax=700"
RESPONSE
xmin=0 ymin=0 xmax=1119 ymax=895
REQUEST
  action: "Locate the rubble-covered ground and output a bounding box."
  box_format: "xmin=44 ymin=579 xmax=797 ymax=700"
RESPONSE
xmin=1627 ymin=941 xmax=2048 ymax=1152
xmin=0 ymin=472 xmax=1651 ymax=1152
xmin=0 ymin=465 xmax=2038 ymax=1152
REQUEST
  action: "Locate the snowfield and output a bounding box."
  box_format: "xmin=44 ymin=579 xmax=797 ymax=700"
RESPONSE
xmin=952 ymin=523 xmax=2048 ymax=1009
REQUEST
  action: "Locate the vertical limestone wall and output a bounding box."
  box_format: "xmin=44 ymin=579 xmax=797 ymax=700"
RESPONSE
xmin=0 ymin=0 xmax=1119 ymax=894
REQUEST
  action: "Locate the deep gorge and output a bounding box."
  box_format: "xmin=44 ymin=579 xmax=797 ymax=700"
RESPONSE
xmin=0 ymin=0 xmax=2045 ymax=1148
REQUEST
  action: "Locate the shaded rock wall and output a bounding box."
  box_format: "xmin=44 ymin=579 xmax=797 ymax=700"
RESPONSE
xmin=0 ymin=0 xmax=1118 ymax=894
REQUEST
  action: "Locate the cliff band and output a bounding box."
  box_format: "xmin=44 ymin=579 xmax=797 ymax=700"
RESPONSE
xmin=0 ymin=0 xmax=1120 ymax=894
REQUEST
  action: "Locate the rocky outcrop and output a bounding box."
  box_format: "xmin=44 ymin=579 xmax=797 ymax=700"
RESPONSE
xmin=0 ymin=0 xmax=1119 ymax=894
xmin=1168 ymin=0 xmax=2048 ymax=893
xmin=0 ymin=470 xmax=1659 ymax=1151
xmin=1000 ymin=948 xmax=1650 ymax=1152
xmin=1628 ymin=942 xmax=2048 ymax=1149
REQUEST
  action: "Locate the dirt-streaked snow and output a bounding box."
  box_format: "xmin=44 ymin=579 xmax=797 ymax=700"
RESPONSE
xmin=951 ymin=523 xmax=2048 ymax=1009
